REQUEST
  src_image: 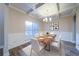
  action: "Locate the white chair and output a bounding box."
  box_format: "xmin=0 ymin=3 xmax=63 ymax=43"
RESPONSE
xmin=30 ymin=39 xmax=44 ymax=56
xmin=22 ymin=38 xmax=44 ymax=56
xmin=22 ymin=45 xmax=32 ymax=56
xmin=51 ymin=34 xmax=62 ymax=52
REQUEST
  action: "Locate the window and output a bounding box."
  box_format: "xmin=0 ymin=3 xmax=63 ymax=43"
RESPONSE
xmin=25 ymin=21 xmax=39 ymax=39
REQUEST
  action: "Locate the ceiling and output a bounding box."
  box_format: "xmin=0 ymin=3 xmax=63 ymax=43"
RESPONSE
xmin=9 ymin=3 xmax=79 ymax=19
xmin=10 ymin=3 xmax=41 ymax=13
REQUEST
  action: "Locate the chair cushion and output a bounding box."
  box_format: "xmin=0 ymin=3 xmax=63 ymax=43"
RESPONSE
xmin=22 ymin=45 xmax=38 ymax=56
xmin=22 ymin=45 xmax=32 ymax=56
xmin=51 ymin=42 xmax=59 ymax=48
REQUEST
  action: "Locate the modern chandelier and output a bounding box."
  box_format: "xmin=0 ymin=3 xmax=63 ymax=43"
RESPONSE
xmin=42 ymin=3 xmax=60 ymax=23
xmin=43 ymin=17 xmax=52 ymax=22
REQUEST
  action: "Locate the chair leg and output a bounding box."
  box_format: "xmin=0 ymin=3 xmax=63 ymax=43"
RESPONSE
xmin=44 ymin=44 xmax=51 ymax=51
xmin=59 ymin=47 xmax=61 ymax=56
xmin=30 ymin=47 xmax=32 ymax=56
xmin=48 ymin=44 xmax=50 ymax=51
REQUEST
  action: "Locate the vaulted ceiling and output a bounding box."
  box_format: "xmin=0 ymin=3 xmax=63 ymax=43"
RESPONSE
xmin=9 ymin=3 xmax=79 ymax=19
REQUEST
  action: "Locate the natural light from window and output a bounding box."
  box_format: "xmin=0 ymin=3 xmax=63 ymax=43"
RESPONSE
xmin=25 ymin=21 xmax=33 ymax=26
xmin=25 ymin=21 xmax=39 ymax=39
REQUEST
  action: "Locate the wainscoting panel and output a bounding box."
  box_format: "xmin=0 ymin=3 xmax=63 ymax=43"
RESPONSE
xmin=76 ymin=33 xmax=79 ymax=51
xmin=61 ymin=32 xmax=74 ymax=43
xmin=8 ymin=32 xmax=75 ymax=50
xmin=8 ymin=33 xmax=31 ymax=49
xmin=49 ymin=31 xmax=74 ymax=43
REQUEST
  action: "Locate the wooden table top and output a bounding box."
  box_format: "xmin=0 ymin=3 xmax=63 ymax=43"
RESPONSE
xmin=37 ymin=35 xmax=56 ymax=45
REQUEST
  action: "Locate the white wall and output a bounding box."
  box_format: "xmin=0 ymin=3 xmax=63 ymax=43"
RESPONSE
xmin=8 ymin=7 xmax=30 ymax=49
xmin=61 ymin=32 xmax=73 ymax=43
xmin=7 ymin=7 xmax=40 ymax=49
xmin=43 ymin=16 xmax=74 ymax=43
xmin=0 ymin=4 xmax=4 ymax=48
xmin=59 ymin=16 xmax=74 ymax=43
xmin=4 ymin=4 xmax=9 ymax=55
xmin=76 ymin=7 xmax=79 ymax=51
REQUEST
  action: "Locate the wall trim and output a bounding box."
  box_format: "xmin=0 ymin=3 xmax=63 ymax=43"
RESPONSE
xmin=76 ymin=33 xmax=79 ymax=51
xmin=8 ymin=33 xmax=31 ymax=49
xmin=8 ymin=4 xmax=26 ymax=14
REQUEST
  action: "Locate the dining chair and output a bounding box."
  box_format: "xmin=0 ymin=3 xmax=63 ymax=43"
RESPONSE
xmin=51 ymin=34 xmax=62 ymax=55
xmin=30 ymin=38 xmax=44 ymax=56
xmin=22 ymin=38 xmax=44 ymax=56
xmin=22 ymin=45 xmax=32 ymax=56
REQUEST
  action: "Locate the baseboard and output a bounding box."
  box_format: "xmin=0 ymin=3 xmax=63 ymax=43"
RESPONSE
xmin=62 ymin=40 xmax=75 ymax=44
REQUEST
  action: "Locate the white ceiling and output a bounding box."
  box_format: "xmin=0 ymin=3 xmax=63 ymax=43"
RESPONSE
xmin=36 ymin=3 xmax=58 ymax=17
xmin=10 ymin=3 xmax=79 ymax=19
xmin=59 ymin=3 xmax=77 ymax=12
xmin=10 ymin=3 xmax=38 ymax=13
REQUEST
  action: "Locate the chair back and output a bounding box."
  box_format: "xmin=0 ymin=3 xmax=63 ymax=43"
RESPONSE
xmin=31 ymin=39 xmax=42 ymax=53
xmin=58 ymin=34 xmax=62 ymax=46
xmin=52 ymin=33 xmax=62 ymax=48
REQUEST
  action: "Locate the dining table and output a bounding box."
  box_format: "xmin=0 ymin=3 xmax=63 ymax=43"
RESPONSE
xmin=37 ymin=34 xmax=56 ymax=51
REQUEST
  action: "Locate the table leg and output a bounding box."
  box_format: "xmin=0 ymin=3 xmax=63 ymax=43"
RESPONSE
xmin=44 ymin=44 xmax=50 ymax=51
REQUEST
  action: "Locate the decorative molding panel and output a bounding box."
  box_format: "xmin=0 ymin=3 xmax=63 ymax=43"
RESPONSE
xmin=76 ymin=33 xmax=79 ymax=51
xmin=8 ymin=33 xmax=31 ymax=49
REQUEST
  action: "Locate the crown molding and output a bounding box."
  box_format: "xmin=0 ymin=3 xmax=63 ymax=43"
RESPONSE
xmin=6 ymin=4 xmax=26 ymax=14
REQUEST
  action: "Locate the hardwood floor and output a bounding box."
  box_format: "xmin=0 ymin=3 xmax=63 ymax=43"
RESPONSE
xmin=9 ymin=40 xmax=79 ymax=56
xmin=63 ymin=41 xmax=79 ymax=56
xmin=9 ymin=41 xmax=31 ymax=56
